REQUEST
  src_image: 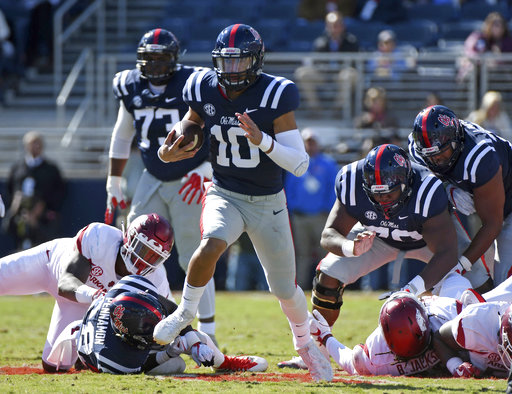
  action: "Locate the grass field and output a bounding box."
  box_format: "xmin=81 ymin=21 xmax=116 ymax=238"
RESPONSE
xmin=0 ymin=290 xmax=508 ymax=393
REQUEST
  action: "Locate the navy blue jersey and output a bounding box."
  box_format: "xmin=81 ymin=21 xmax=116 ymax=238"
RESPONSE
xmin=113 ymin=67 xmax=209 ymax=181
xmin=336 ymin=161 xmax=447 ymax=250
xmin=183 ymin=70 xmax=299 ymax=195
xmin=77 ymin=275 xmax=160 ymax=374
xmin=408 ymin=120 xmax=512 ymax=217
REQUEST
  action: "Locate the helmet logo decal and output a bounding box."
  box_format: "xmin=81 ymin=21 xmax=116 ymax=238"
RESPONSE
xmin=394 ymin=153 xmax=406 ymax=167
xmin=112 ymin=305 xmax=128 ymax=334
xmin=416 ymin=309 xmax=427 ymax=333
xmin=203 ymin=103 xmax=216 ymax=116
xmin=438 ymin=114 xmax=454 ymax=127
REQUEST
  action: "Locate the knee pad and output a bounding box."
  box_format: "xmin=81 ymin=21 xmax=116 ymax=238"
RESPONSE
xmin=311 ymin=272 xmax=344 ymax=311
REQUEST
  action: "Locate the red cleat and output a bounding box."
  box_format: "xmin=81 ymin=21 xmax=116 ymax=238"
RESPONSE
xmin=215 ymin=355 xmax=268 ymax=372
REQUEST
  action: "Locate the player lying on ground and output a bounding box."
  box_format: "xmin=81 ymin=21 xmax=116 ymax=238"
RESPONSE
xmin=47 ymin=275 xmax=267 ymax=374
xmin=0 ymin=213 xmax=173 ymax=372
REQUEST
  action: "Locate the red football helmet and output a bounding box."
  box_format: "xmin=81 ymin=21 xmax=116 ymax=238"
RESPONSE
xmin=120 ymin=213 xmax=174 ymax=276
xmin=379 ymin=292 xmax=431 ymax=359
xmin=498 ymin=304 xmax=512 ymax=369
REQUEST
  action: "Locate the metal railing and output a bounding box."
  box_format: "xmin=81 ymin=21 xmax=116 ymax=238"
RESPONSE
xmin=57 ymin=47 xmax=94 ymax=146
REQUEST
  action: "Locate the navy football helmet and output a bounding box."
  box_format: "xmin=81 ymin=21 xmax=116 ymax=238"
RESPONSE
xmin=379 ymin=292 xmax=431 ymax=359
xmin=110 ymin=291 xmax=165 ymax=349
xmin=362 ymin=144 xmax=413 ymax=219
xmin=120 ymin=213 xmax=174 ymax=276
xmin=211 ymin=24 xmax=264 ymax=92
xmin=137 ymin=28 xmax=180 ymax=85
xmin=412 ymin=105 xmax=464 ymax=174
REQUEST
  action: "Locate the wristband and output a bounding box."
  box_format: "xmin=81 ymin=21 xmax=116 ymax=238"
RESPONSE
xmin=446 ymin=356 xmax=464 ymax=374
xmin=458 ymin=256 xmax=472 ymax=272
xmin=407 ymin=275 xmax=426 ymax=296
xmin=322 ymin=334 xmax=333 ymax=347
xmin=75 ymin=285 xmax=96 ymax=303
xmin=341 ymin=240 xmax=355 ymax=257
xmin=258 ymin=132 xmax=273 ymax=152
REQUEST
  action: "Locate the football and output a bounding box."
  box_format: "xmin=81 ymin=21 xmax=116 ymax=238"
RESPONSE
xmin=173 ymin=120 xmax=204 ymax=151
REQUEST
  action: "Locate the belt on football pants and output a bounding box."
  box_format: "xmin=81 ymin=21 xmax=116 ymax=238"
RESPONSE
xmin=214 ymin=184 xmax=282 ymax=202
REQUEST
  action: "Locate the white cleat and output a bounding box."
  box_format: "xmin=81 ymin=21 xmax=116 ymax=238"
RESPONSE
xmin=153 ymin=308 xmax=195 ymax=345
xmin=277 ymin=355 xmax=307 ymax=370
xmin=297 ymin=339 xmax=333 ymax=382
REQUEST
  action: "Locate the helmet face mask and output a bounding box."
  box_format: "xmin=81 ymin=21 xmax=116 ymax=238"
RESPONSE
xmin=362 ymin=144 xmax=413 ymax=219
xmin=412 ymin=105 xmax=464 ymax=174
xmin=120 ymin=214 xmax=174 ymax=276
xmin=212 ymin=24 xmax=264 ymax=93
xmin=498 ymin=305 xmax=512 ymax=369
xmin=379 ymin=292 xmax=431 ymax=359
xmin=137 ymin=29 xmax=180 ymax=85
xmin=109 ymin=291 xmax=164 ymax=350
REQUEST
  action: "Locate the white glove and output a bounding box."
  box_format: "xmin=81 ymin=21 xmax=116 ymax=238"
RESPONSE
xmin=310 ymin=310 xmax=333 ymax=346
xmin=179 ymin=162 xmax=212 ymax=205
xmin=445 ymin=184 xmax=475 ymax=216
xmin=0 ymin=194 xmax=4 ymax=218
xmin=400 ymin=275 xmax=426 ymax=296
xmin=190 ymin=342 xmax=215 ymax=367
xmin=166 ymin=336 xmax=187 ymax=358
xmin=105 ymin=175 xmax=126 ymax=224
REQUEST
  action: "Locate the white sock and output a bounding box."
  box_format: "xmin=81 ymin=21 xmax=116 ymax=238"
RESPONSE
xmin=197 ymin=321 xmax=216 ymax=336
xmin=279 ymin=286 xmax=310 ymax=349
xmin=181 ymin=280 xmax=206 ymax=314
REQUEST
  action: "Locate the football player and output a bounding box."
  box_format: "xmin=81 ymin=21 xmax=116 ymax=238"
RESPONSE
xmin=155 ymin=24 xmax=332 ymax=381
xmin=409 ymin=105 xmax=512 ymax=285
xmin=304 ymin=292 xmax=464 ymax=376
xmin=433 ymin=300 xmax=512 ymax=378
xmin=0 ymin=213 xmax=173 ymax=372
xmin=47 ymin=275 xmax=267 ymax=374
xmin=105 ymin=28 xmax=217 ymax=342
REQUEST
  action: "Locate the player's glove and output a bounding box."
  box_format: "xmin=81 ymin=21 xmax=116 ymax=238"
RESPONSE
xmin=0 ymin=194 xmax=4 ymax=218
xmin=166 ymin=336 xmax=187 ymax=358
xmin=105 ymin=175 xmax=126 ymax=224
xmin=309 ymin=310 xmax=333 ymax=346
xmin=454 ymin=256 xmax=472 ymax=275
xmin=453 ymin=362 xmax=481 ymax=378
xmin=446 ymin=184 xmax=475 ymax=216
xmin=190 ymin=342 xmax=215 ymax=367
xmin=179 ymin=162 xmax=212 ymax=205
xmin=400 ymin=275 xmax=426 ymax=296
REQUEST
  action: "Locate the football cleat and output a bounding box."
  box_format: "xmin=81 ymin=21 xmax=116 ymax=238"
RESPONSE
xmin=153 ymin=307 xmax=195 ymax=345
xmin=277 ymin=355 xmax=307 ymax=370
xmin=297 ymin=339 xmax=333 ymax=382
xmin=215 ymin=355 xmax=268 ymax=372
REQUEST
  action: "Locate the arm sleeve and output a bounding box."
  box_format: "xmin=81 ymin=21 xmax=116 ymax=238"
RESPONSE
xmin=109 ymin=101 xmax=136 ymax=159
xmin=324 ymin=336 xmax=357 ymax=375
xmin=266 ymin=129 xmax=309 ymax=177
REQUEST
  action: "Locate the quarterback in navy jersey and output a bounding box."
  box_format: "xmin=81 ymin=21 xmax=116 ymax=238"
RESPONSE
xmin=409 ymin=105 xmax=512 ymax=285
xmin=156 ymin=24 xmax=333 ymax=382
xmin=105 ymin=28 xmax=217 ymax=342
xmin=313 ymin=144 xmax=474 ymax=328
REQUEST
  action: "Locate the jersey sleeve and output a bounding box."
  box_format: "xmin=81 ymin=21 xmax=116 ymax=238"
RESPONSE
xmin=419 ymin=173 xmax=448 ymax=218
xmin=112 ymin=70 xmax=133 ymax=104
xmin=271 ymin=79 xmax=299 ymax=117
xmin=182 ymin=68 xmax=212 ymax=116
xmin=75 ymin=223 xmax=113 ymax=262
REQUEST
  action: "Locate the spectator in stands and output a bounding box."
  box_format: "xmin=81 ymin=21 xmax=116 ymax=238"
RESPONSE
xmin=366 ymin=29 xmax=414 ymax=84
xmin=3 ymin=131 xmax=66 ymax=251
xmin=297 ymin=0 xmax=357 ymax=20
xmin=457 ymin=12 xmax=512 ymax=82
xmin=284 ymin=129 xmax=338 ymax=289
xmin=294 ymin=11 xmax=359 ymax=114
xmin=226 ymin=233 xmax=268 ymax=291
xmin=356 ymin=0 xmax=406 ymax=24
xmin=466 ymin=90 xmax=512 ymax=141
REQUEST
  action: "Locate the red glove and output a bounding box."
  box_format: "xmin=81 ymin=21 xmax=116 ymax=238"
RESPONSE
xmin=453 ymin=362 xmax=481 ymax=378
xmin=179 ymin=172 xmax=208 ymax=205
